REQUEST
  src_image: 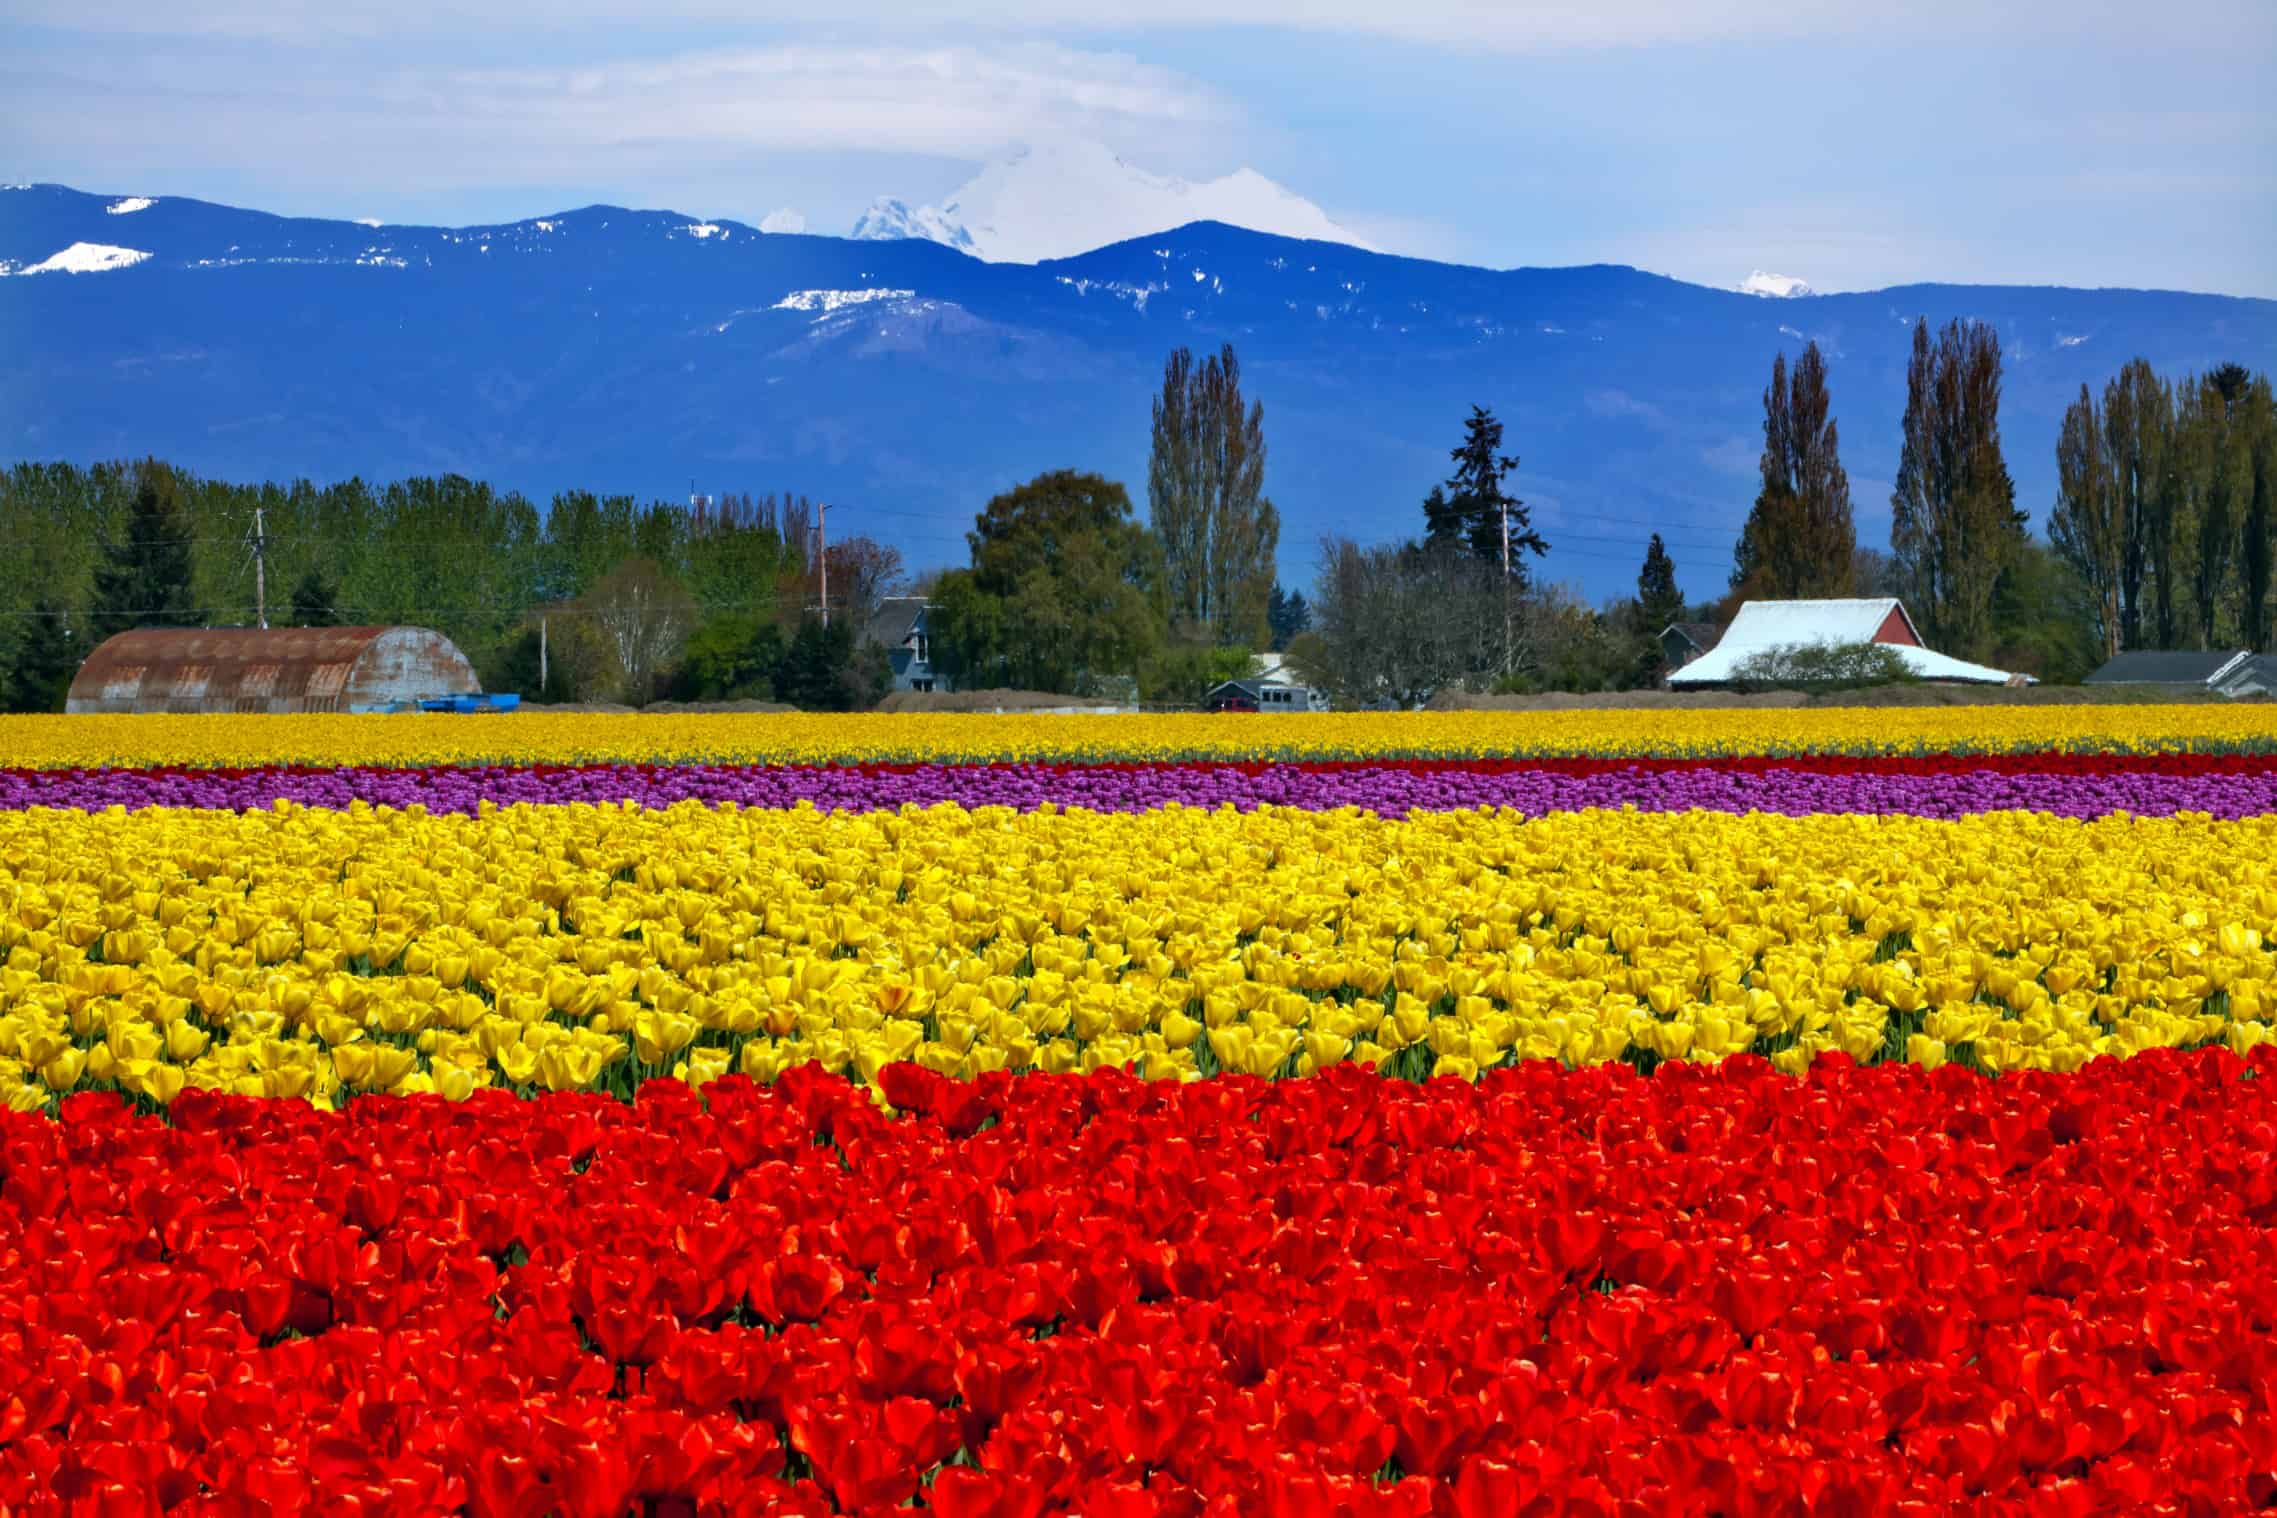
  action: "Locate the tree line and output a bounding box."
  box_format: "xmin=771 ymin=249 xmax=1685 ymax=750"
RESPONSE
xmin=0 ymin=462 xmax=900 ymax=711
xmin=2051 ymin=362 xmax=2276 ymax=659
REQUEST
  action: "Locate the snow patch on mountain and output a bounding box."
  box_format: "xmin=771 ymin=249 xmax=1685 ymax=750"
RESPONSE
xmin=681 ymin=222 xmax=726 ymax=240
xmin=850 ymin=139 xmax=1370 ymax=264
xmin=0 ymin=242 xmax=153 ymax=276
xmin=105 ymin=197 xmax=155 ymax=215
xmin=1739 ymin=270 xmax=1815 ymax=298
xmin=772 ymin=288 xmax=915 ymax=314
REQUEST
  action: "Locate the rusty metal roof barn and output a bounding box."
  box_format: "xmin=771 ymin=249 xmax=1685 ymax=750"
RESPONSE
xmin=66 ymin=627 xmax=483 ymax=714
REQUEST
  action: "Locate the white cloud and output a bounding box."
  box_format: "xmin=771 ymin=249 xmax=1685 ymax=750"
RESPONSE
xmin=381 ymin=43 xmax=1232 ymax=160
xmin=8 ymin=0 xmax=2263 ymax=49
xmin=760 ymin=207 xmax=807 ymax=233
xmin=0 ymin=40 xmax=1237 ymax=210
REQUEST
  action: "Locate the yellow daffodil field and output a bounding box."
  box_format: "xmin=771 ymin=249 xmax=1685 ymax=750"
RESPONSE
xmin=2 ymin=796 xmax=2274 ymax=1113
xmin=1 ymin=709 xmax=2275 ymax=1110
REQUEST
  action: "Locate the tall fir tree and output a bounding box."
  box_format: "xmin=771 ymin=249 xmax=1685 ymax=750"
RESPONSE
xmin=1637 ymin=534 xmax=1685 ymax=632
xmin=289 ymin=567 xmax=341 ymax=627
xmin=1146 ymin=343 xmax=1278 ymax=646
xmin=2050 ymin=383 xmax=2124 ymax=660
xmin=89 ymin=461 xmax=201 ymax=641
xmin=1428 ymin=406 xmax=1547 ymax=580
xmin=7 ymin=602 xmax=82 ymax=713
xmin=1730 ymin=343 xmax=1855 ymax=597
xmin=1265 ymin=585 xmax=1311 ymax=652
xmin=1889 ymin=318 xmax=2021 ymax=660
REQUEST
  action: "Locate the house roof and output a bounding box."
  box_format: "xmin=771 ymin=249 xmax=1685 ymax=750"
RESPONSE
xmin=1664 ymin=621 xmax=1725 ymax=651
xmin=1205 ymin=679 xmax=1264 ymax=702
xmin=1669 ymin=598 xmax=2023 ymax=686
xmin=863 ymin=597 xmax=927 ymax=649
xmin=2084 ymin=650 xmax=2251 ymax=686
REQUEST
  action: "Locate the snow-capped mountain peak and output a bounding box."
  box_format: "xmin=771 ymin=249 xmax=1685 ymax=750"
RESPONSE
xmin=1739 ymin=270 xmax=1816 ymax=298
xmin=849 ymin=197 xmax=977 ymax=256
xmin=849 ymin=139 xmax=1370 ymax=264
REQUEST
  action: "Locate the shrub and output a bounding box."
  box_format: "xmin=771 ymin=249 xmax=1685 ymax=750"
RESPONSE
xmin=1729 ymin=641 xmax=1919 ymax=693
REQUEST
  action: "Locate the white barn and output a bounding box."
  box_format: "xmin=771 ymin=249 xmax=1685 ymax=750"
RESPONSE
xmin=1667 ymin=599 xmax=2030 ymax=687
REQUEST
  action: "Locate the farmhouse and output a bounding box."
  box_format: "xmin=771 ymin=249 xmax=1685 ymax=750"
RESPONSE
xmin=1666 ymin=598 xmax=2029 ymax=687
xmin=2084 ymin=650 xmax=2275 ymax=699
xmin=865 ymin=597 xmax=951 ymax=694
xmin=66 ymin=626 xmax=485 ymax=714
xmin=1204 ymin=653 xmax=1329 ymax=712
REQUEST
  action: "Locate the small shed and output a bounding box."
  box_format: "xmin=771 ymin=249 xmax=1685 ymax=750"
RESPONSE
xmin=2085 ymin=650 xmax=2273 ymax=698
xmin=1667 ymin=598 xmax=2029 ymax=687
xmin=67 ymin=626 xmax=484 ymax=714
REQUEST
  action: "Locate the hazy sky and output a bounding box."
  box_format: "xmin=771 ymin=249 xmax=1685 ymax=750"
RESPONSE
xmin=5 ymin=0 xmax=2273 ymax=293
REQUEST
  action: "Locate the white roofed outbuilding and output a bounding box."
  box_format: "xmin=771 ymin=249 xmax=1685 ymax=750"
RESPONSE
xmin=1666 ymin=598 xmax=2031 ymax=687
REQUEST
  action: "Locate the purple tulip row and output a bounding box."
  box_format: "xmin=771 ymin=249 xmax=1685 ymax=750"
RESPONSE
xmin=5 ymin=762 xmax=2276 ymax=820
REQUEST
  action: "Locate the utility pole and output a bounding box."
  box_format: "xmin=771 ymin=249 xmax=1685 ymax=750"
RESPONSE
xmin=1499 ymin=500 xmax=1513 ymax=677
xmin=815 ymin=502 xmax=830 ymax=628
xmin=539 ymin=616 xmax=549 ymax=696
xmin=252 ymin=506 xmax=268 ymax=629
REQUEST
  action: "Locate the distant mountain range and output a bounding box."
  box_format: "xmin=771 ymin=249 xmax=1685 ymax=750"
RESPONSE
xmin=3 ymin=181 xmax=2272 ymax=600
xmin=849 ymin=140 xmax=1371 ymax=264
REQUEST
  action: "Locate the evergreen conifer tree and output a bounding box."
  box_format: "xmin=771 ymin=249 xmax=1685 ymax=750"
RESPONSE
xmin=290 ymin=567 xmax=342 ymax=626
xmin=1429 ymin=407 xmax=1547 ymax=581
xmin=89 ymin=462 xmax=201 ymax=641
xmin=7 ymin=602 xmax=82 ymax=712
xmin=1637 ymin=535 xmax=1685 ymax=632
xmin=1266 ymin=585 xmax=1311 ymax=651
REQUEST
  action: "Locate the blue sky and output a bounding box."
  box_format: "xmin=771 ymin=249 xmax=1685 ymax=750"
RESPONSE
xmin=4 ymin=0 xmax=2273 ymax=296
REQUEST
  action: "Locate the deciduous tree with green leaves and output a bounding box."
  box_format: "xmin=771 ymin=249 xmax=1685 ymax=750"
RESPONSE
xmin=931 ymin=470 xmax=1162 ymax=695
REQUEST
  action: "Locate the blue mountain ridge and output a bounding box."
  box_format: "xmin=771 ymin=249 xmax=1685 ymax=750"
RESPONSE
xmin=4 ymin=183 xmax=2272 ymax=601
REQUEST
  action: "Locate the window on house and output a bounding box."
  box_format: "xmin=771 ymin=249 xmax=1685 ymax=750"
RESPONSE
xmin=916 ymin=634 xmax=930 ymax=664
xmin=912 ymin=678 xmax=934 ymax=693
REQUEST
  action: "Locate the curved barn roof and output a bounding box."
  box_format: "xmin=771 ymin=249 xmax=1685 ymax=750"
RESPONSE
xmin=66 ymin=626 xmax=482 ymax=714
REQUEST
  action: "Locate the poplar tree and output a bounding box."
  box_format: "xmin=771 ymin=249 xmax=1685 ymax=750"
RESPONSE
xmin=1731 ymin=342 xmax=1855 ymax=597
xmin=2102 ymin=359 xmax=2164 ymax=650
xmin=1889 ymin=318 xmax=2021 ymax=659
xmin=2051 ymin=383 xmax=2123 ymax=660
xmin=1147 ymin=344 xmax=1278 ymax=647
xmin=2242 ymin=376 xmax=2277 ymax=651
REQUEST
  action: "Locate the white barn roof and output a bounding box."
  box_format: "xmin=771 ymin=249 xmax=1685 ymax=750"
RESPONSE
xmin=1668 ymin=598 xmax=2026 ymax=686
